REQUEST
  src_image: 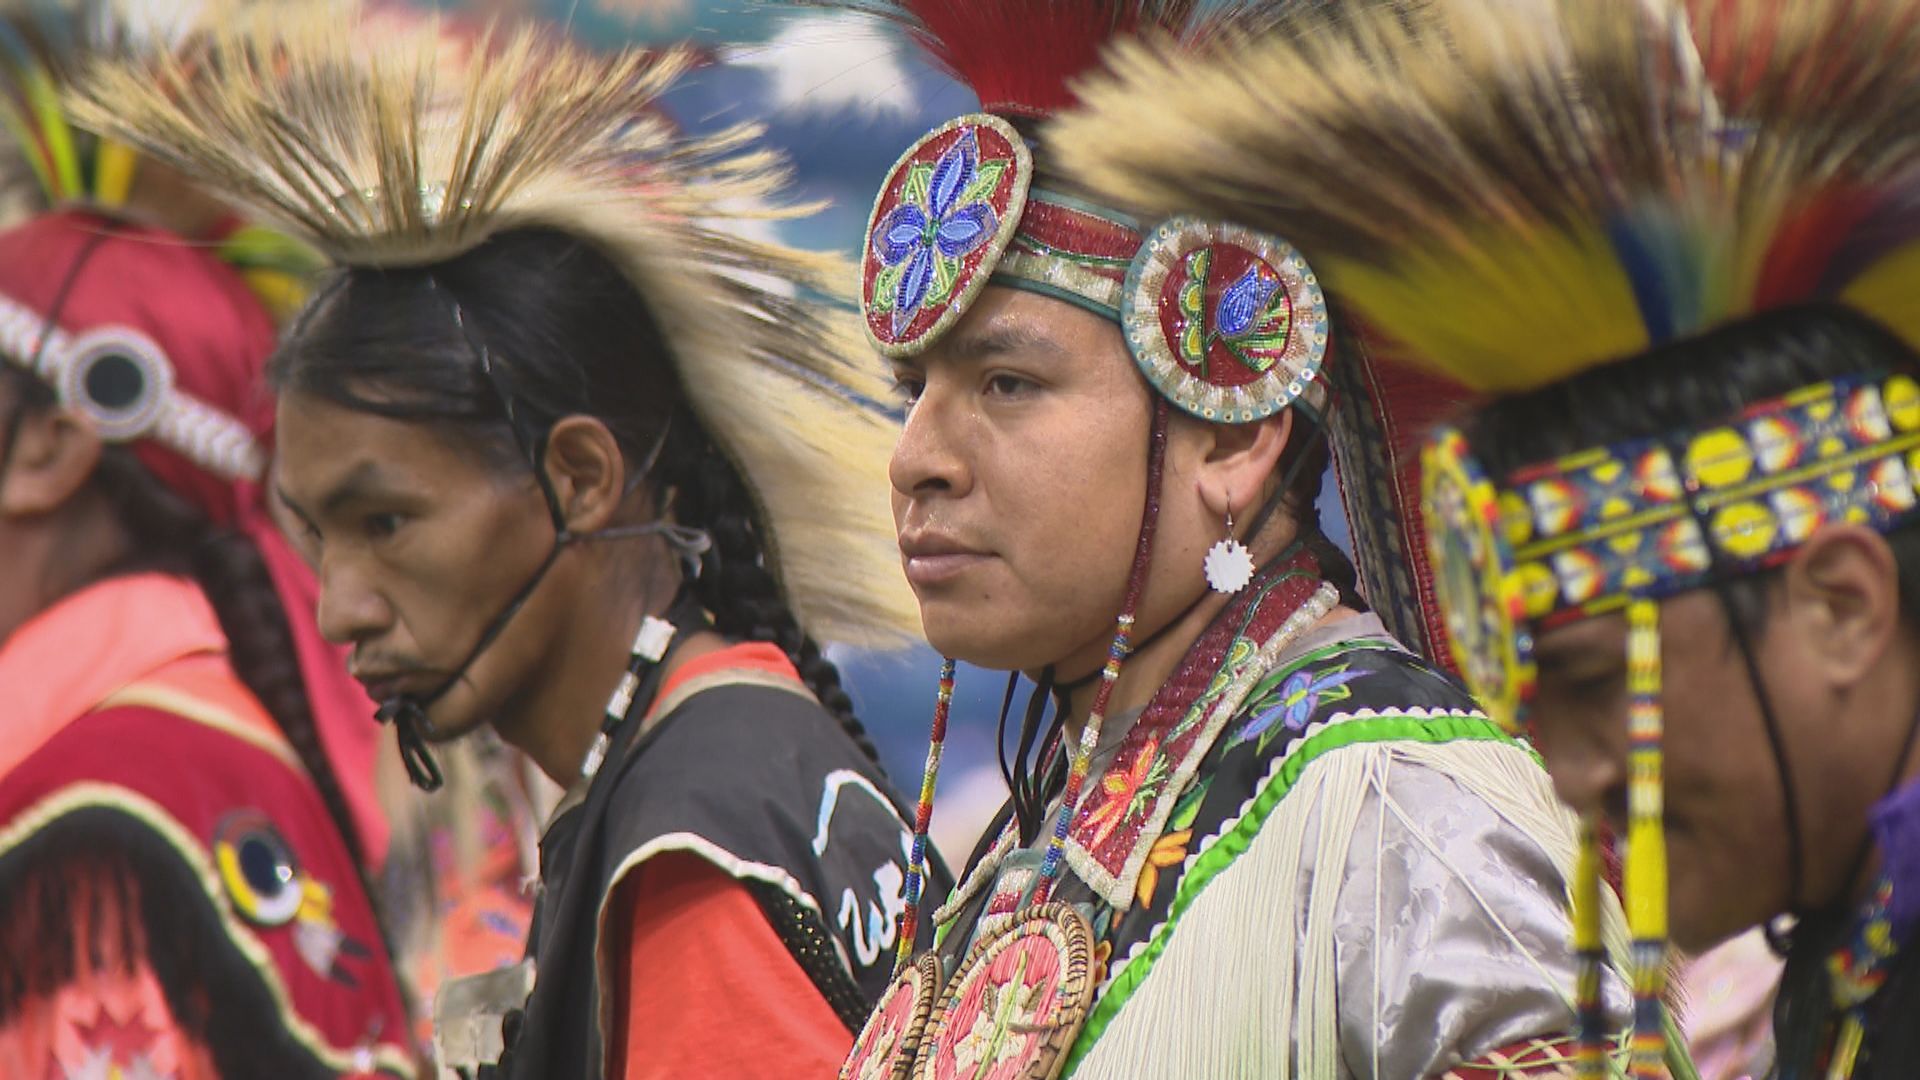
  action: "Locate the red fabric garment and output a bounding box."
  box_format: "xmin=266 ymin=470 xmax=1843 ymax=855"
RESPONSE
xmin=607 ymin=851 xmax=851 ymax=1080
xmin=0 ymin=700 xmax=415 ymax=1076
xmin=644 ymin=641 xmax=802 ymax=716
xmin=0 ymin=211 xmax=386 ymax=867
xmin=0 ymin=574 xmax=413 ymax=1076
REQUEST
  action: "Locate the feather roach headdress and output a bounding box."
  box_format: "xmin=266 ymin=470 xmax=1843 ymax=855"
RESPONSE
xmin=1055 ymin=0 xmax=1920 ymax=1073
xmin=68 ymin=2 xmax=920 ymax=649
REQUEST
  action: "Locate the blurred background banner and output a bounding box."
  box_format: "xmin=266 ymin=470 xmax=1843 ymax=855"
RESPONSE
xmin=421 ymin=0 xmax=1351 ymax=857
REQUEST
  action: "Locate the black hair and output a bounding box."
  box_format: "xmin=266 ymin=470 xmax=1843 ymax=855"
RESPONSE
xmin=269 ymin=226 xmax=881 ymax=766
xmin=1270 ymin=403 xmax=1363 ymax=607
xmin=0 ymin=365 xmax=370 ymax=874
xmin=1464 ymin=304 xmax=1920 ymax=1080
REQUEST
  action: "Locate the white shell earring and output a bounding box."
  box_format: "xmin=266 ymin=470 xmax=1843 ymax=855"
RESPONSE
xmin=1204 ymin=500 xmax=1255 ymax=593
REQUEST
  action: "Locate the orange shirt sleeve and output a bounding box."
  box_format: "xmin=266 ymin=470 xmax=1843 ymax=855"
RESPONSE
xmin=608 ymin=850 xmax=853 ymax=1080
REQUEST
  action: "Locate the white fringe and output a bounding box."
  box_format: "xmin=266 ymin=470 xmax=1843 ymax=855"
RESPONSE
xmin=1066 ymin=736 xmax=1629 ymax=1079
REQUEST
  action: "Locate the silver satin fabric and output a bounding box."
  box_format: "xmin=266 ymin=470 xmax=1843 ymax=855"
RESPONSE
xmin=1314 ymin=741 xmax=1630 ymax=1077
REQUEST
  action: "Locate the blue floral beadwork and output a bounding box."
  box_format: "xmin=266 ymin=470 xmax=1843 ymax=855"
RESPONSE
xmin=871 ymin=129 xmax=1001 ymax=336
xmin=1230 ymin=664 xmax=1367 ymax=751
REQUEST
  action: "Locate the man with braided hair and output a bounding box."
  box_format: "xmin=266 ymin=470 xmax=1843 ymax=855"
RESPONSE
xmin=72 ymin=7 xmax=942 ymax=1078
xmin=0 ymin=12 xmax=413 ymax=1080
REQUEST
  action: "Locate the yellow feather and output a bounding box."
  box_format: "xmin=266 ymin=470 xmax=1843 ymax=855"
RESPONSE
xmin=1048 ymin=0 xmax=1920 ymax=393
xmin=92 ymin=138 xmax=137 ymax=206
xmin=1842 ymin=244 xmax=1920 ymax=356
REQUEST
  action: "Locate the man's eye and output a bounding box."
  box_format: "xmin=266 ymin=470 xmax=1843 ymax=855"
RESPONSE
xmin=892 ymin=376 xmax=925 ymax=406
xmin=1544 ymin=668 xmax=1623 ymax=702
xmin=363 ymin=513 xmax=404 ymax=540
xmin=985 ymin=373 xmax=1034 ymax=397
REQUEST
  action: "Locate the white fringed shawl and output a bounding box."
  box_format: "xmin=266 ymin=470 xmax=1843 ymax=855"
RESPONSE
xmin=1065 ymin=725 xmax=1631 ymax=1079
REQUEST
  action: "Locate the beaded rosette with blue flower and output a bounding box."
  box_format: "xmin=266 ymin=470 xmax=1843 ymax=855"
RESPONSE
xmin=862 ymin=114 xmax=1032 ymax=357
xmin=1121 ymin=217 xmax=1331 ymax=423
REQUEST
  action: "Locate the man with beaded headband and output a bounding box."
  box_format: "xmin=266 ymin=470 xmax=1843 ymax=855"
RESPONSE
xmin=1054 ymin=0 xmax=1920 ymax=1075
xmin=70 ymin=6 xmax=944 ymax=1078
xmin=822 ymin=2 xmax=1657 ymax=1077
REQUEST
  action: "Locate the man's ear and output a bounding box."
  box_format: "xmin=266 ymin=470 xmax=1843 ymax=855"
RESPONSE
xmin=0 ymin=407 xmax=104 ymax=517
xmin=1193 ymin=409 xmax=1294 ymax=526
xmin=543 ymin=416 xmax=629 ymax=534
xmin=1783 ymin=523 xmax=1902 ymax=689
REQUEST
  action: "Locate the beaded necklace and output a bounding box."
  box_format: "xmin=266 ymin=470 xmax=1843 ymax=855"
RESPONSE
xmin=1819 ymin=874 xmax=1900 ymax=1080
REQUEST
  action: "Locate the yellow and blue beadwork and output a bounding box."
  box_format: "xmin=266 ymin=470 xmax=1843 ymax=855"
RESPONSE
xmin=1423 ymin=371 xmax=1920 ymax=732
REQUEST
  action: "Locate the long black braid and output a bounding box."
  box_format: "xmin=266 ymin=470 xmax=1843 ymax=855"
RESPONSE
xmin=665 ymin=422 xmax=884 ymax=769
xmin=2 ymin=364 xmax=369 ymax=869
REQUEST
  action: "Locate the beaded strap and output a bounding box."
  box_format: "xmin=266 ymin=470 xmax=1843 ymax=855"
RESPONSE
xmin=1572 ymin=812 xmax=1608 ymax=1077
xmin=1034 ymin=399 xmax=1170 ymax=902
xmin=895 ymin=657 xmax=956 ymax=972
xmin=1624 ymin=600 xmax=1669 ymax=1078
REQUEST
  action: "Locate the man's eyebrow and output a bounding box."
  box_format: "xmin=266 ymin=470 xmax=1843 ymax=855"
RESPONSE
xmin=275 ymin=485 xmax=315 ymax=525
xmin=286 ymin=460 xmax=392 ymax=520
xmin=942 ymin=322 xmax=1069 ymax=363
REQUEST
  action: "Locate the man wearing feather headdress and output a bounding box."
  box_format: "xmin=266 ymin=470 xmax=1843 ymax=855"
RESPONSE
xmin=1052 ymin=0 xmax=1920 ymax=1075
xmin=818 ymin=2 xmax=1660 ymax=1077
xmin=0 ymin=7 xmax=416 ymax=1079
xmin=69 ymin=6 xmax=946 ymax=1078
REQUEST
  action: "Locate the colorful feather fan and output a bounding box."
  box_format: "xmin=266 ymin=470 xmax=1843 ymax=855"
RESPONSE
xmin=0 ymin=0 xmax=326 ymax=303
xmin=1048 ymin=0 xmax=1920 ymax=395
xmin=0 ymin=0 xmax=141 ymax=215
xmin=68 ymin=1 xmax=921 ymax=647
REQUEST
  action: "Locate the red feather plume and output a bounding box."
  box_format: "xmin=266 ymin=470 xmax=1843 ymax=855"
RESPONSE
xmin=826 ymin=0 xmax=1207 ymax=119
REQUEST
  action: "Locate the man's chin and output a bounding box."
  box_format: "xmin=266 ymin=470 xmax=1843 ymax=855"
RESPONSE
xmin=1667 ymin=900 xmax=1760 ymax=957
xmin=413 ymin=701 xmax=494 ymax=745
xmin=922 ymin=619 xmax=1039 ymax=673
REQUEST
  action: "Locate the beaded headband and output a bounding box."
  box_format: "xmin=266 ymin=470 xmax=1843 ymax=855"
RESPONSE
xmin=1424 ymin=371 xmax=1920 ymax=730
xmin=0 ymin=288 xmax=266 ymax=482
xmin=861 ymin=115 xmax=1331 ymax=423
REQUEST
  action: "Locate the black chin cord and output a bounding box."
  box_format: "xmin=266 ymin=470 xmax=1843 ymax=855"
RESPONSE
xmin=998 ymin=666 xmax=1070 ymax=845
xmin=1708 ymin=583 xmax=1809 ymax=949
xmin=1665 ymin=441 xmax=1810 ymax=949
xmin=376 ymin=529 xmax=573 ymax=791
xmin=380 ymin=282 xmax=702 ymax=792
xmin=376 ymin=517 xmax=708 ymax=792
